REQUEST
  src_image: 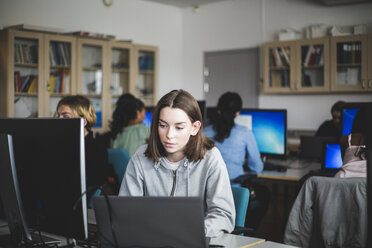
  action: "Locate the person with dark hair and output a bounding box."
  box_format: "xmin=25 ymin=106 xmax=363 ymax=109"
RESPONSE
xmin=111 ymin=94 xmax=150 ymax=156
xmin=56 ymin=95 xmax=109 ymax=193
xmin=204 ymin=92 xmax=268 ymax=231
xmin=316 ymin=100 xmax=346 ymax=141
xmin=335 ymin=107 xmax=367 ymax=178
xmin=119 ymin=89 xmax=235 ymax=237
xmin=204 ymin=92 xmax=263 ymax=179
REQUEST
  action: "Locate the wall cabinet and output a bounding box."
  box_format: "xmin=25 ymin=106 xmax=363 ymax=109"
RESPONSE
xmin=330 ymin=35 xmax=372 ymax=92
xmin=0 ymin=29 xmax=158 ymax=132
xmin=0 ymin=29 xmax=77 ymax=118
xmin=263 ymin=35 xmax=372 ymax=94
xmin=263 ymin=38 xmax=329 ymax=93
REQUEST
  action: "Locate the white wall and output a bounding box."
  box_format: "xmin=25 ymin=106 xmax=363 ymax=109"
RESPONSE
xmin=182 ymin=0 xmax=372 ymax=130
xmin=0 ymin=0 xmax=183 ymax=99
xmin=1 ymin=0 xmax=372 ymax=130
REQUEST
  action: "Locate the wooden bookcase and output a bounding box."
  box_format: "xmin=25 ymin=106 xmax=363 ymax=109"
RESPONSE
xmin=263 ymin=34 xmax=372 ymax=94
xmin=0 ymin=28 xmax=158 ymax=132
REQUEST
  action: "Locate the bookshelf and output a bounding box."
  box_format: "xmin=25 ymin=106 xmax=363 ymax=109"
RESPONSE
xmin=263 ymin=35 xmax=372 ymax=94
xmin=263 ymin=41 xmax=295 ymax=93
xmin=108 ymin=41 xmax=135 ymax=115
xmin=330 ymin=35 xmax=372 ymax=92
xmin=134 ymin=44 xmax=158 ymax=106
xmin=0 ymin=28 xmax=158 ymax=130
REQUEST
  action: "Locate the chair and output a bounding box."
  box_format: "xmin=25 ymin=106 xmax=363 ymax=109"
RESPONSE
xmin=284 ymin=176 xmax=367 ymax=247
xmin=107 ymin=148 xmax=130 ymax=185
xmin=88 ymin=188 xmax=102 ymax=209
xmin=230 ymin=185 xmax=254 ymax=236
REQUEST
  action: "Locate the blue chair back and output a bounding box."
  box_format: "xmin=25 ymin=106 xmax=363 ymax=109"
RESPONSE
xmin=107 ymin=148 xmax=130 ymax=185
xmin=231 ymin=186 xmax=250 ymax=227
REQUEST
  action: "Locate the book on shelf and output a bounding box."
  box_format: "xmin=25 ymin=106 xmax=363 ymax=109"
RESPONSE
xmin=279 ymin=47 xmax=290 ymax=67
xmin=273 ymin=48 xmax=282 ymax=67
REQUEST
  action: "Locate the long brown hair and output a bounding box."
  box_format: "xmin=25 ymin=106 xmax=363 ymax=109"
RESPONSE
xmin=145 ymin=89 xmax=214 ymax=162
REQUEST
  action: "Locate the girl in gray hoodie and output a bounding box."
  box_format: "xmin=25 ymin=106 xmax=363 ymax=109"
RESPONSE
xmin=119 ymin=89 xmax=235 ymax=238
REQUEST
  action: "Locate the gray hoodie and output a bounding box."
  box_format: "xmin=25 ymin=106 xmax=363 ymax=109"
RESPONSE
xmin=119 ymin=145 xmax=235 ymax=237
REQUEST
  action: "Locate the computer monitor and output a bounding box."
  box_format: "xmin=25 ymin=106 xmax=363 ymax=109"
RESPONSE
xmin=143 ymin=106 xmax=155 ymax=127
xmin=0 ymin=118 xmax=87 ymax=241
xmin=0 ymin=134 xmax=32 ymax=242
xmin=342 ymin=102 xmax=371 ymax=136
xmin=237 ymin=109 xmax=287 ymax=158
xmin=197 ymin=100 xmax=206 ymax=124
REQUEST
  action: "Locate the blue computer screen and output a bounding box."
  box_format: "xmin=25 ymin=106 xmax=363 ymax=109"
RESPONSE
xmin=143 ymin=112 xmax=152 ymax=127
xmin=342 ymin=108 xmax=359 ymax=136
xmin=239 ymin=110 xmax=286 ymax=157
xmin=324 ymin=144 xmax=343 ymax=169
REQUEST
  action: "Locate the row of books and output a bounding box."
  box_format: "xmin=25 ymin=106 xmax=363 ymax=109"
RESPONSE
xmin=14 ymin=72 xmax=37 ymax=93
xmin=270 ymin=71 xmax=289 ymax=87
xmin=337 ymin=43 xmax=361 ymax=65
xmin=49 ymin=42 xmax=71 ymax=66
xmin=14 ymin=43 xmax=38 ymax=64
xmin=139 ymin=54 xmax=154 ymax=71
xmin=302 ymin=45 xmax=324 ymax=67
xmin=49 ymin=71 xmax=70 ymax=94
xmin=270 ymin=47 xmax=290 ymax=67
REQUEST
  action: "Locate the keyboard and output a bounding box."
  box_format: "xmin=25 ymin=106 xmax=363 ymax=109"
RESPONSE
xmin=264 ymin=161 xmax=287 ymax=172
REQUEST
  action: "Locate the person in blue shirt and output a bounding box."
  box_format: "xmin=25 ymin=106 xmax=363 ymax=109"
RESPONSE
xmin=204 ymin=92 xmax=269 ymax=232
xmin=204 ymin=92 xmax=263 ymax=179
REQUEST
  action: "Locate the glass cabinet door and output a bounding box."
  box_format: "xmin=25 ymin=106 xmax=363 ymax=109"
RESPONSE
xmin=331 ymin=35 xmax=367 ymax=92
xmin=263 ymin=42 xmax=294 ymax=93
xmin=134 ymin=45 xmax=158 ymax=106
xmin=45 ymin=35 xmax=76 ymax=117
xmin=109 ymin=43 xmax=132 ymax=112
xmin=13 ymin=32 xmax=43 ymax=118
xmin=78 ymin=39 xmax=106 ymax=129
xmin=296 ymin=38 xmax=330 ymax=92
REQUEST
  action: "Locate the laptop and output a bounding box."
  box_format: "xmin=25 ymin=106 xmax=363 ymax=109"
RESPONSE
xmin=93 ymin=196 xmax=207 ymax=248
xmin=300 ymin=136 xmax=337 ymax=162
xmin=320 ymin=143 xmax=343 ymax=176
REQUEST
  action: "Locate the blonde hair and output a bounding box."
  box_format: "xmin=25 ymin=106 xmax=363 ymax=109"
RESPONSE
xmin=56 ymin=95 xmax=96 ymax=130
xmin=145 ymin=89 xmax=214 ymax=162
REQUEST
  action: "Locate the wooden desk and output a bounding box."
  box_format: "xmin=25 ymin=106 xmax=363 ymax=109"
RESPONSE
xmin=257 ymin=161 xmax=320 ymax=182
xmin=210 ymin=233 xmax=265 ymax=248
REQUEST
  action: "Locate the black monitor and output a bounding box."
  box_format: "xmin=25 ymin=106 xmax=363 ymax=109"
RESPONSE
xmin=0 ymin=118 xmax=87 ymax=241
xmin=0 ymin=134 xmax=32 ymax=242
xmin=236 ymin=109 xmax=287 ymax=158
xmin=342 ymin=102 xmax=371 ymax=136
xmin=197 ymin=100 xmax=206 ymax=125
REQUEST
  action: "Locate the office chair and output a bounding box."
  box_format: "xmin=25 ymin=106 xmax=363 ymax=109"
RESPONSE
xmin=230 ymin=185 xmax=254 ymax=236
xmin=107 ymin=148 xmax=130 ymax=185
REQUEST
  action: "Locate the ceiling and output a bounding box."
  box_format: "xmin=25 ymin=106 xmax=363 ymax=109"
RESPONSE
xmin=144 ymin=0 xmax=230 ymax=8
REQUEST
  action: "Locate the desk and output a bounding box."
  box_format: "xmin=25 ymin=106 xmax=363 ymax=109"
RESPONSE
xmin=253 ymin=241 xmax=298 ymax=248
xmin=210 ymin=233 xmax=265 ymax=248
xmin=257 ymin=160 xmax=320 ymax=182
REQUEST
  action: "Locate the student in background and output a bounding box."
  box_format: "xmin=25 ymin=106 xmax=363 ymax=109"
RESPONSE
xmin=204 ymin=92 xmax=268 ymax=231
xmin=119 ymin=89 xmax=235 ymax=237
xmin=316 ymin=100 xmax=345 ymax=141
xmin=56 ymin=95 xmax=109 ymax=195
xmin=111 ymin=94 xmax=150 ymax=156
xmin=335 ymin=107 xmax=366 ymax=178
xmin=204 ymin=92 xmax=263 ymax=178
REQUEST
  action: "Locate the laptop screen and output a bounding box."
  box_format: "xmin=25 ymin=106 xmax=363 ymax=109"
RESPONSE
xmin=324 ymin=144 xmax=343 ymax=170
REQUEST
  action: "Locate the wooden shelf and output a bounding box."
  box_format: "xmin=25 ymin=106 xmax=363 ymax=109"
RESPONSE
xmin=15 ymin=62 xmax=38 ymax=68
xmin=112 ymin=68 xmax=129 ymax=73
xmin=50 ymin=65 xmax=71 ymax=69
xmin=15 ymin=92 xmax=37 ymax=96
xmin=83 ymin=66 xmax=102 ymax=71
